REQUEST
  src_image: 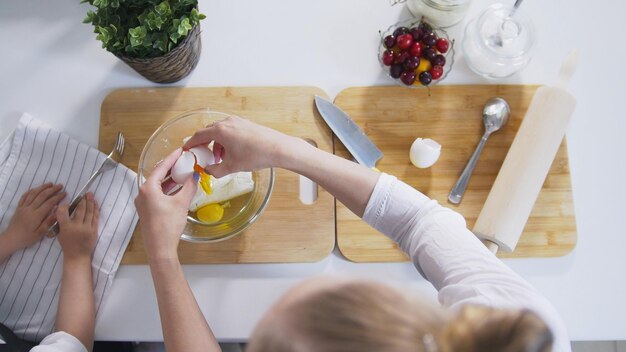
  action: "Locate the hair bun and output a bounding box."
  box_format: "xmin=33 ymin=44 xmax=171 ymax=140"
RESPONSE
xmin=440 ymin=305 xmax=553 ymax=352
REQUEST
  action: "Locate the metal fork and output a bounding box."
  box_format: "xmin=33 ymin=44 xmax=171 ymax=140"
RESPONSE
xmin=48 ymin=132 xmax=125 ymax=237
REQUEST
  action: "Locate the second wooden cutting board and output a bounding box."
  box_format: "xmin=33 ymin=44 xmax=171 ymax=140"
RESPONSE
xmin=334 ymin=85 xmax=577 ymax=261
xmin=100 ymin=87 xmax=335 ymax=264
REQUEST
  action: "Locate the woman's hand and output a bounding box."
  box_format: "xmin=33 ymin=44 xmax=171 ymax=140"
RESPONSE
xmin=56 ymin=192 xmax=99 ymax=262
xmin=183 ymin=116 xmax=299 ymax=178
xmin=135 ymin=148 xmax=198 ymax=263
xmin=183 ymin=115 xmax=379 ymax=217
xmin=3 ymin=183 xmax=66 ymax=251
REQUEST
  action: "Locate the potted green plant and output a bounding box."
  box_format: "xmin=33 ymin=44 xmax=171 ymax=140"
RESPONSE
xmin=83 ymin=0 xmax=206 ymax=83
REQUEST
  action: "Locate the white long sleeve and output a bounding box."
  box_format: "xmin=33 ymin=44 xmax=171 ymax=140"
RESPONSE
xmin=363 ymin=173 xmax=571 ymax=352
xmin=29 ymin=331 xmax=87 ymax=352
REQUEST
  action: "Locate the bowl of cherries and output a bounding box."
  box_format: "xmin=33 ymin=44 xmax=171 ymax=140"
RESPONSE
xmin=380 ymin=18 xmax=454 ymax=88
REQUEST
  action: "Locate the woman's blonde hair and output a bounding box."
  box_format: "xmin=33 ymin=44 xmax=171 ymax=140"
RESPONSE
xmin=247 ymin=280 xmax=553 ymax=352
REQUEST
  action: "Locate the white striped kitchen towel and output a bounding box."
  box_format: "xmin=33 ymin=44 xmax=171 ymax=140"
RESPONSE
xmin=0 ymin=114 xmax=138 ymax=342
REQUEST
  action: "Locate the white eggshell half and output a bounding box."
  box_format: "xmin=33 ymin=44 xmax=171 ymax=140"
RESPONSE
xmin=410 ymin=138 xmax=442 ymax=168
xmin=189 ymin=145 xmax=215 ymax=168
xmin=171 ymin=151 xmax=196 ymax=184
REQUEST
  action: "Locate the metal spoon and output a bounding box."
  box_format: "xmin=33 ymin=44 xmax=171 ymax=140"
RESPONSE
xmin=510 ymin=0 xmax=524 ymax=16
xmin=488 ymin=0 xmax=525 ymax=47
xmin=448 ymin=97 xmax=510 ymax=204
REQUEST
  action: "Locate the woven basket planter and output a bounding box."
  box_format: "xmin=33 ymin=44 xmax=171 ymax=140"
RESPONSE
xmin=117 ymin=24 xmax=202 ymax=84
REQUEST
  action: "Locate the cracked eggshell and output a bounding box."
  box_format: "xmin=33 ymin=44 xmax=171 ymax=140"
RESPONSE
xmin=409 ymin=138 xmax=442 ymax=168
xmin=171 ymin=151 xmax=196 ymax=184
xmin=189 ymin=145 xmax=215 ymax=168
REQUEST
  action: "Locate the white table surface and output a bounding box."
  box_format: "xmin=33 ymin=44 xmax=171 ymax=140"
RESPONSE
xmin=1 ymin=0 xmax=625 ymax=343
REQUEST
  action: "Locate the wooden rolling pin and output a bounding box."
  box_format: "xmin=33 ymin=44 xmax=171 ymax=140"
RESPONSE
xmin=473 ymin=52 xmax=578 ymax=253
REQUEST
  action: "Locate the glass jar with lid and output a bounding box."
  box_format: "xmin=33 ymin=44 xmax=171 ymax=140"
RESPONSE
xmin=406 ymin=0 xmax=472 ymax=28
xmin=462 ymin=3 xmax=536 ymax=79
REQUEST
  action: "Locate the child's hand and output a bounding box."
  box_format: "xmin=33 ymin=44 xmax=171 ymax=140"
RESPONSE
xmin=56 ymin=192 xmax=99 ymax=262
xmin=3 ymin=183 xmax=66 ymax=250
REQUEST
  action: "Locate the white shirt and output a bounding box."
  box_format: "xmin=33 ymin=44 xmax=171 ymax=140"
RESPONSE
xmin=363 ymin=174 xmax=571 ymax=352
xmin=29 ymin=331 xmax=86 ymax=352
xmin=27 ymin=173 xmax=570 ymax=352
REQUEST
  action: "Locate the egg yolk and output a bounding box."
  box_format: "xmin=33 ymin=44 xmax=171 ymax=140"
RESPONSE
xmin=196 ymin=203 xmax=224 ymax=223
xmin=193 ymin=164 xmax=212 ymax=195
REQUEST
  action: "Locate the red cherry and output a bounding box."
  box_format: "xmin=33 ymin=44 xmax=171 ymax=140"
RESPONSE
xmin=394 ymin=51 xmax=410 ymax=64
xmin=389 ymin=64 xmax=403 ymax=79
xmin=383 ymin=35 xmax=396 ymax=49
xmin=422 ymin=32 xmax=437 ymax=46
xmin=435 ymin=38 xmax=449 ymax=53
xmin=410 ymin=27 xmax=424 ymax=42
xmin=422 ymin=47 xmax=436 ymax=62
xmin=382 ymin=50 xmax=395 ymax=66
xmin=432 ymin=54 xmax=446 ymax=67
xmin=419 ymin=71 xmax=432 ymax=85
xmin=393 ymin=27 xmax=409 ymax=37
xmin=397 ymin=33 xmax=414 ymax=50
xmin=403 ymin=56 xmax=421 ymax=71
xmin=400 ymin=71 xmax=416 ymax=85
xmin=409 ymin=42 xmax=422 ymax=57
xmin=430 ymin=65 xmax=444 ymax=80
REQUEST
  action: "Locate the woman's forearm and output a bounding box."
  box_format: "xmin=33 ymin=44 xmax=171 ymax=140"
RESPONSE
xmin=276 ymin=137 xmax=380 ymax=218
xmin=149 ymin=258 xmax=221 ymax=352
xmin=55 ymin=257 xmax=95 ymax=352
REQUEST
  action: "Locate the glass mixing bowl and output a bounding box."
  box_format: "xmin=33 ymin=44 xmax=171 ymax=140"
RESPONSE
xmin=138 ymin=109 xmax=275 ymax=243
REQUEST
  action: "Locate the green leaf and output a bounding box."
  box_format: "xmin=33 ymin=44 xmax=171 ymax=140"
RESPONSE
xmin=110 ymin=14 xmax=121 ymax=27
xmin=83 ymin=10 xmax=95 ymax=24
xmin=153 ymin=35 xmax=167 ymax=52
xmin=112 ymin=40 xmax=124 ymax=51
xmin=95 ymin=26 xmax=112 ymax=46
xmin=189 ymin=8 xmax=206 ymax=24
xmin=129 ymin=25 xmax=147 ymax=47
xmin=130 ymin=36 xmax=142 ymax=47
xmin=154 ymin=16 xmax=164 ymax=30
xmin=138 ymin=11 xmax=146 ymax=23
xmin=177 ymin=17 xmax=192 ymax=36
xmin=85 ymin=0 xmax=203 ymax=58
xmin=183 ymin=18 xmax=192 ymax=30
xmin=155 ymin=1 xmax=171 ymax=17
xmin=129 ymin=26 xmax=146 ymax=38
xmin=93 ymin=0 xmax=108 ymax=8
xmin=170 ymin=31 xmax=181 ymax=44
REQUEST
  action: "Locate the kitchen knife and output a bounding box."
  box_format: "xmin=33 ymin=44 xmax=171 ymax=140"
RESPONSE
xmin=314 ymin=96 xmax=383 ymax=169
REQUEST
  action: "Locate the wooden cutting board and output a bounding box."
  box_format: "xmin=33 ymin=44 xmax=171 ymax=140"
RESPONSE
xmin=100 ymin=87 xmax=335 ymax=264
xmin=334 ymin=85 xmax=576 ymax=261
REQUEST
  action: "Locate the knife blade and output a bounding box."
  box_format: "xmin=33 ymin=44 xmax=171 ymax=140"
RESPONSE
xmin=314 ymin=96 xmax=383 ymax=169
